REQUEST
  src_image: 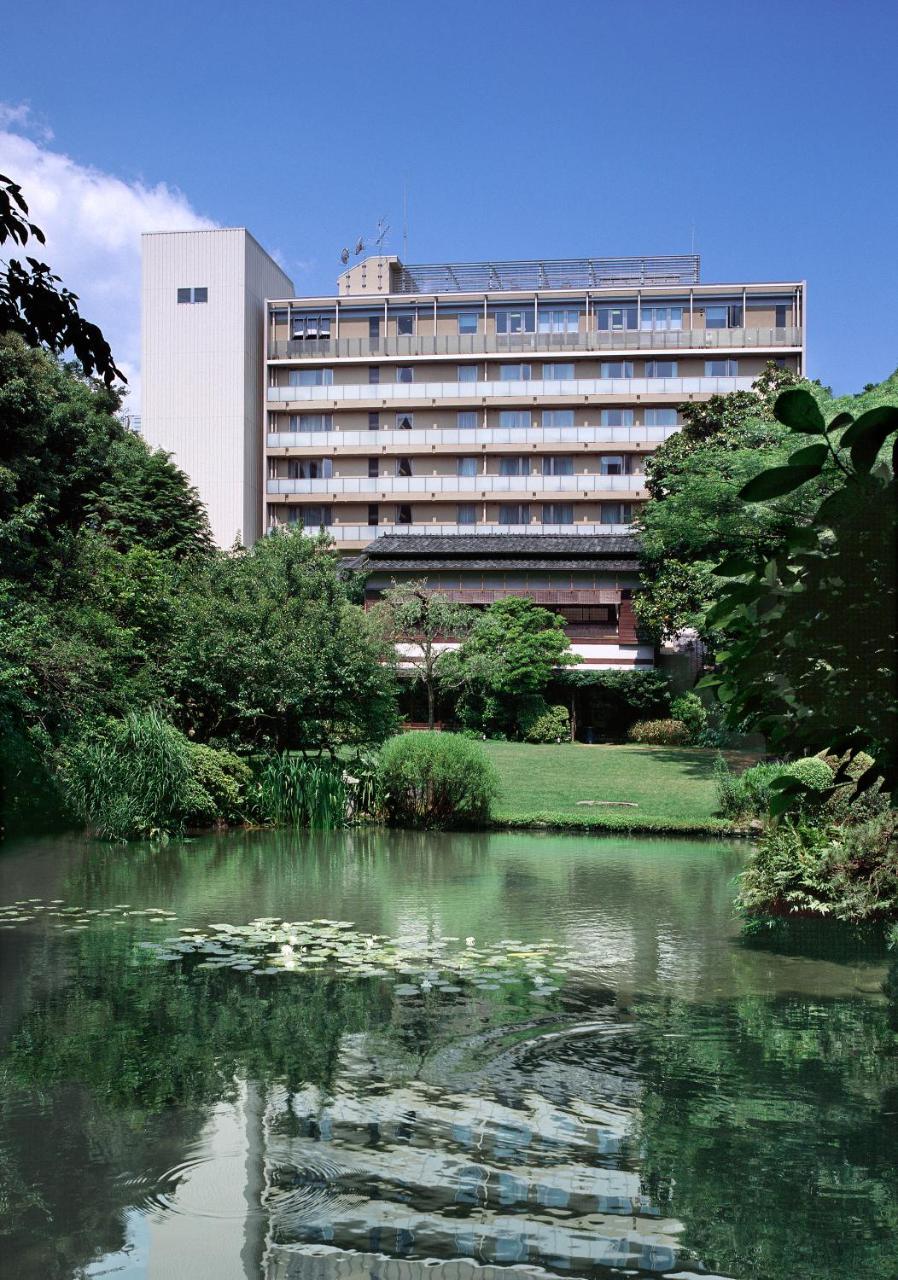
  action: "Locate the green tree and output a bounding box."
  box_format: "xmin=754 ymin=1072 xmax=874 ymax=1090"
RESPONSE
xmin=167 ymin=529 xmax=398 ymax=751
xmin=703 ymin=385 xmax=898 ymax=793
xmin=439 ymin=596 xmax=573 ymax=736
xmin=371 ymin=581 xmax=474 ymax=729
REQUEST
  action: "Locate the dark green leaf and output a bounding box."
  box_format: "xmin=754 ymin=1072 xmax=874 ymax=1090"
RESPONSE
xmin=739 ymin=465 xmax=823 ymax=502
xmin=711 ymin=554 xmax=757 ymax=577
xmin=837 ymin=407 xmax=898 ymax=472
xmin=826 ymin=411 xmax=853 ymax=432
xmin=787 ymin=443 xmax=829 ymax=467
xmin=774 ymin=388 xmax=826 ymax=434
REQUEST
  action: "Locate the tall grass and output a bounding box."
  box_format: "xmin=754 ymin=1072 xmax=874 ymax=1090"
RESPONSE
xmin=251 ymin=753 xmax=348 ymax=828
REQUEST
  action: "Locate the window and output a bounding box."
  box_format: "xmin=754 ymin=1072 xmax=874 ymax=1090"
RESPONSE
xmin=177 ymin=288 xmax=191 ymax=304
xmin=289 ymin=413 xmax=333 ymax=432
xmin=499 ymin=363 xmax=531 ymax=381
xmin=597 ymin=306 xmax=637 ymax=331
xmin=368 ymin=366 xmax=380 ymax=384
xmin=601 ymin=361 xmax=634 ymax=378
xmin=641 ymin=306 xmax=683 ymax=332
xmin=291 ymin=313 xmax=331 ymax=340
xmin=705 ymin=359 xmax=739 ymax=376
xmin=775 ymin=303 xmax=788 ymax=328
xmin=499 ymin=410 xmax=532 ymax=429
xmin=542 ymin=362 xmax=574 ymax=380
xmin=541 ymin=409 xmax=575 ymax=428
xmin=397 ymin=314 xmax=414 ymax=335
xmin=368 ymin=411 xmax=380 ymax=430
xmin=396 ymin=504 xmax=413 ymax=525
xmin=538 ymin=309 xmax=579 ymax=334
xmin=458 ymin=312 xmax=478 ymax=334
xmin=292 ymin=504 xmax=332 ymax=527
xmin=177 ymin=286 xmax=207 ymax=303
xmin=368 ymin=457 xmax=379 ymax=478
xmin=457 ymin=411 xmax=478 ymax=429
xmin=644 ymin=408 xmax=678 ymax=426
xmin=396 ymin=457 xmax=413 ymax=477
xmin=369 ymin=317 xmax=381 ymax=339
xmin=396 ymin=366 xmax=413 ymax=383
xmin=457 ymin=503 xmax=477 ymax=525
xmin=542 ymin=456 xmax=574 ymax=476
xmin=395 ymin=413 xmax=414 ymax=430
xmin=289 ymin=368 xmax=334 ymax=386
xmin=499 ymin=456 xmax=529 ymax=477
xmin=645 ymin=360 xmax=678 ymax=378
xmin=542 ymin=503 xmax=574 ymax=525
xmin=600 ymin=455 xmax=626 ymax=476
xmin=495 ymin=308 xmax=534 ymax=334
xmin=499 ymin=503 xmax=530 ymax=525
xmin=600 ymin=409 xmax=635 ymax=427
xmin=458 ymin=365 xmax=478 ymax=382
xmin=287 ymin=458 xmax=332 ymax=480
xmin=368 ymin=504 xmax=379 ymax=526
xmin=705 ymin=304 xmax=743 ymax=329
xmin=457 ymin=457 xmax=478 ymax=477
xmin=601 ymin=502 xmax=633 ymax=525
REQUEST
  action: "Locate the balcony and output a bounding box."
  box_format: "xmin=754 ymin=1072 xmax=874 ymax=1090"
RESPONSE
xmin=266 ymin=375 xmax=756 ymax=406
xmin=266 ymin=423 xmax=681 ymax=450
xmin=266 ymin=474 xmax=646 ymax=497
xmin=268 ymin=522 xmax=635 ymax=541
xmin=268 ymin=326 xmax=801 ymax=362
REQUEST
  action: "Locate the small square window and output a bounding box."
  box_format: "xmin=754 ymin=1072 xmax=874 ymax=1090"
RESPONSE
xmin=396 ymin=413 xmax=414 ymax=430
xmin=398 ymin=315 xmax=414 ymax=335
xmin=396 ymin=366 xmax=413 ymax=383
xmin=457 ymin=503 xmax=477 ymax=525
xmin=193 ymin=287 xmax=208 ymax=303
xmin=458 ymin=313 xmax=478 ymax=334
xmin=457 ymin=457 xmax=478 ymax=477
xmin=457 ymin=365 xmax=478 ymax=382
xmin=396 ymin=457 xmax=413 ymax=477
xmin=396 ymin=504 xmax=413 ymax=525
xmin=177 ymin=287 xmax=191 ymax=304
xmin=457 ymin=411 xmax=478 ymax=429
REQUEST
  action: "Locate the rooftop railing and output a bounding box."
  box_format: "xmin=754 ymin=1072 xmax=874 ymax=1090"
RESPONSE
xmin=391 ymin=255 xmax=701 ymax=293
xmin=268 ymin=326 xmax=801 ymax=362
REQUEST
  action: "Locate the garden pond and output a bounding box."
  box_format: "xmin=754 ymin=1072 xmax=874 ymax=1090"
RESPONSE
xmin=0 ymin=828 xmax=895 ymax=1280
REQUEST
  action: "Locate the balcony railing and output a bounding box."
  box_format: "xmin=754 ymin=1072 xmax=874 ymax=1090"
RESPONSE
xmin=268 ymin=327 xmax=801 ymax=362
xmin=266 ymin=424 xmax=680 ymax=450
xmin=267 ymin=375 xmax=755 ymax=405
xmin=267 ymin=522 xmax=635 ymax=540
xmin=266 ymin=474 xmax=646 ymax=497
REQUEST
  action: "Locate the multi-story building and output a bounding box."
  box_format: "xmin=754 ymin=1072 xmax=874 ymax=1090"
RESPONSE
xmin=265 ymin=254 xmax=805 ymax=549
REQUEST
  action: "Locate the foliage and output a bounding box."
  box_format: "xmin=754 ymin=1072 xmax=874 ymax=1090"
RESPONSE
xmin=670 ymin=692 xmax=707 ymax=743
xmin=166 ymin=528 xmax=398 ymax=751
xmin=522 ymin=704 xmax=570 ymax=743
xmin=56 ymin=710 xmax=197 ymax=840
xmin=627 ymin=718 xmax=690 ymax=745
xmin=738 ymin=811 xmax=898 ymax=922
xmin=248 ymin=752 xmax=348 ymax=828
xmin=371 ymin=580 xmax=474 ymax=729
xmin=438 ymin=597 xmax=574 ymax=737
xmin=376 ymin=732 xmax=499 ymax=829
xmin=701 ymin=382 xmax=898 ymax=794
xmin=186 ymin=743 xmax=252 ymax=825
xmin=1 ymin=172 xmax=123 ymax=384
xmin=714 ymin=756 xmax=834 ymax=820
xmin=557 ymin=668 xmax=672 ymax=738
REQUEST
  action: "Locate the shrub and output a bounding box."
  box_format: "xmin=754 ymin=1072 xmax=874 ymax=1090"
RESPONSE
xmin=57 ymin=710 xmax=196 ymax=840
xmin=185 ymin=743 xmax=252 ymax=824
xmin=249 ymin=753 xmax=348 ymax=828
xmin=738 ymin=811 xmax=898 ymax=922
xmin=670 ymin=692 xmax=708 ymax=743
xmin=559 ymin=669 xmax=671 ymax=739
xmin=715 ymin=756 xmax=834 ymax=820
xmin=522 ymin=704 xmax=570 ymax=744
xmin=626 ymin=719 xmax=690 ymax=745
xmin=377 ymin=732 xmax=499 ymax=829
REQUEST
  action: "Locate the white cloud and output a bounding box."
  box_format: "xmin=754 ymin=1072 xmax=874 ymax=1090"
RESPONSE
xmin=0 ymin=108 xmax=216 ymax=411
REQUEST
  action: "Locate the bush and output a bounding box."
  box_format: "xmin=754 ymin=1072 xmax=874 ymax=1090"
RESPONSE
xmin=715 ymin=756 xmax=834 ymax=820
xmin=738 ymin=811 xmax=898 ymax=922
xmin=522 ymin=704 xmax=570 ymax=744
xmin=559 ymin=669 xmax=671 ymax=739
xmin=185 ymin=743 xmax=252 ymax=825
xmin=57 ymin=710 xmax=196 ymax=840
xmin=670 ymin=692 xmax=708 ymax=743
xmin=626 ymin=719 xmax=690 ymax=745
xmin=377 ymin=732 xmax=499 ymax=829
xmin=249 ymin=753 xmax=348 ymax=828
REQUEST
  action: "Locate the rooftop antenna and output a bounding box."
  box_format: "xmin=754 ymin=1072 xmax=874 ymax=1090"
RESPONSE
xmin=402 ymin=184 xmax=408 ymax=260
xmin=374 ymin=216 xmax=390 ymax=252
xmin=690 ymin=222 xmax=696 ymax=255
xmin=340 ymin=247 xmax=350 ymax=265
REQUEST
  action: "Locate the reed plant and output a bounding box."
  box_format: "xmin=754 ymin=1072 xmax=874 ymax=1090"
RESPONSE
xmin=251 ymin=753 xmax=348 ymax=828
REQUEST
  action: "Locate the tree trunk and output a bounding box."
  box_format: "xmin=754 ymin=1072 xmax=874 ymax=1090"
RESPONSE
xmin=427 ymin=680 xmax=435 ymax=731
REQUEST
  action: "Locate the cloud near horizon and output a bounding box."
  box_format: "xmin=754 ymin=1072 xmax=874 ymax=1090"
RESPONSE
xmin=0 ymin=107 xmax=216 ymax=411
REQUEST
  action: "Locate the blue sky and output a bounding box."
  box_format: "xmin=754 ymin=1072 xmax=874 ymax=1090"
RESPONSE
xmin=2 ymin=0 xmax=896 ymax=396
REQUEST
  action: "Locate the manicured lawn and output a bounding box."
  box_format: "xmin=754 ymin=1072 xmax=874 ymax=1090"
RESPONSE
xmin=482 ymin=741 xmax=761 ymax=834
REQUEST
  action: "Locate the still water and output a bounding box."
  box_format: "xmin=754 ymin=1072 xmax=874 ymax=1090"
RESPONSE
xmin=0 ymin=829 xmax=895 ymax=1280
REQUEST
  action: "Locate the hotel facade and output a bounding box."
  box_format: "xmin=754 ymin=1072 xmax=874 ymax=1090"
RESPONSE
xmin=142 ymin=231 xmax=804 ymax=676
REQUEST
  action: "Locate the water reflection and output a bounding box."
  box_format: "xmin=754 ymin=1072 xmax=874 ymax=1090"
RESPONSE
xmin=0 ymin=829 xmax=896 ymax=1279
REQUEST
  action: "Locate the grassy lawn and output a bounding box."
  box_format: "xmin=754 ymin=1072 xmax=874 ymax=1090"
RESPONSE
xmin=482 ymin=741 xmax=761 ymax=834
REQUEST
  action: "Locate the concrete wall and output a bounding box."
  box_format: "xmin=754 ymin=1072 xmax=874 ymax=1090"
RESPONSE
xmin=142 ymin=228 xmax=293 ymax=547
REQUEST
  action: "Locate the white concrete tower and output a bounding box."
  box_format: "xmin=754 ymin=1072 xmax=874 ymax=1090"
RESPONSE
xmin=141 ymin=228 xmax=293 ymax=547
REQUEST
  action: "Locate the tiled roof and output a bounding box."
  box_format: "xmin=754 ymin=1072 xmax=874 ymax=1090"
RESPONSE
xmin=361 ymin=557 xmax=640 ymax=573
